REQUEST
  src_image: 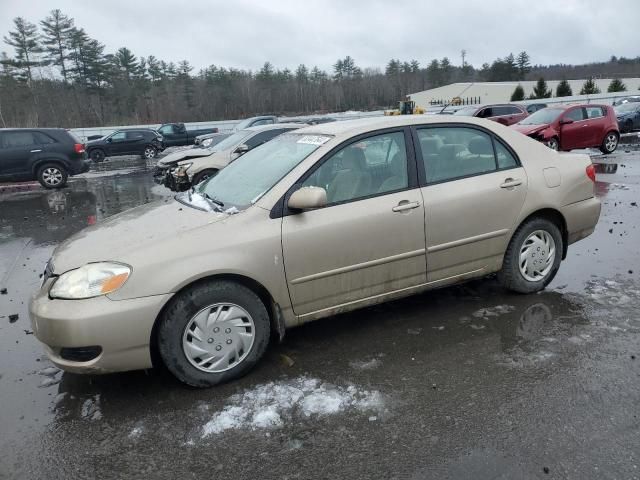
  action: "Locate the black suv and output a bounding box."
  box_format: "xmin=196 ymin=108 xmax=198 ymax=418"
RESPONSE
xmin=0 ymin=128 xmax=90 ymax=189
xmin=86 ymin=129 xmax=164 ymax=162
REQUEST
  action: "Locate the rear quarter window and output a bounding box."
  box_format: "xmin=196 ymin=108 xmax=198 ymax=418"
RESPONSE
xmin=34 ymin=132 xmax=56 ymax=144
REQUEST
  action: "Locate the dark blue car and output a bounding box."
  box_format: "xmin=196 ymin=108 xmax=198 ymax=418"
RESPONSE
xmin=615 ymin=103 xmax=640 ymax=133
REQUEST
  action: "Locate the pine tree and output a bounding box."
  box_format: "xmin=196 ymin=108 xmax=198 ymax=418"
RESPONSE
xmin=113 ymin=47 xmax=139 ymax=81
xmin=580 ymin=77 xmax=600 ymax=95
xmin=440 ymin=57 xmax=452 ymax=85
xmin=532 ymin=77 xmax=551 ymax=98
xmin=516 ymin=51 xmax=531 ymax=80
xmin=40 ymin=9 xmax=74 ymax=82
xmin=510 ymin=84 xmax=525 ymax=101
xmin=385 ymin=59 xmax=400 ymax=76
xmin=426 ymin=59 xmax=440 ymax=87
xmin=3 ymin=17 xmax=42 ymax=83
xmin=556 ymin=79 xmax=572 ymax=97
xmin=607 ymin=78 xmax=627 ymax=92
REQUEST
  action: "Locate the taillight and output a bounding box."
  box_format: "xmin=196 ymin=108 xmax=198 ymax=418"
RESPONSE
xmin=74 ymin=143 xmax=85 ymax=154
xmin=586 ymin=164 xmax=596 ymax=182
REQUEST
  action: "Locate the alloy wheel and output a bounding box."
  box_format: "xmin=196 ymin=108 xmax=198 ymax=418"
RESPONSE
xmin=144 ymin=147 xmax=156 ymax=159
xmin=182 ymin=303 xmax=255 ymax=373
xmin=605 ymin=133 xmax=618 ymax=152
xmin=42 ymin=167 xmax=64 ymax=186
xmin=519 ymin=230 xmax=556 ymax=282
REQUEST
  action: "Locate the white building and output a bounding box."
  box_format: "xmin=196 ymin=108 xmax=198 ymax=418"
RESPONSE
xmin=409 ymin=78 xmax=640 ymax=108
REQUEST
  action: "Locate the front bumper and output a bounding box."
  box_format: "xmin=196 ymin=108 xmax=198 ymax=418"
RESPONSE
xmin=29 ymin=284 xmax=172 ymax=374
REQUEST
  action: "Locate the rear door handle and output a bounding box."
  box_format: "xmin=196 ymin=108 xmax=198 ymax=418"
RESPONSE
xmin=500 ymin=178 xmax=522 ymax=189
xmin=30 ymin=149 xmax=42 ymax=153
xmin=392 ymin=201 xmax=420 ymax=212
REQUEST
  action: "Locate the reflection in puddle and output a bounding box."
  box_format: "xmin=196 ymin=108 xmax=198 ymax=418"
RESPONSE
xmin=594 ymin=162 xmax=618 ymax=174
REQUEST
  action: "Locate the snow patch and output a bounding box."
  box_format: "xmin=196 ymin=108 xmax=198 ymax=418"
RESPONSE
xmin=129 ymin=426 xmax=143 ymax=439
xmin=81 ymin=394 xmax=102 ymax=421
xmin=349 ymin=358 xmax=381 ymax=370
xmin=201 ymin=377 xmax=384 ymax=437
xmin=472 ymin=304 xmax=515 ymax=319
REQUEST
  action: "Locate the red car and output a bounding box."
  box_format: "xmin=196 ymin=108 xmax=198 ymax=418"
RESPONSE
xmin=453 ymin=104 xmax=528 ymax=125
xmin=511 ymin=104 xmax=619 ymax=154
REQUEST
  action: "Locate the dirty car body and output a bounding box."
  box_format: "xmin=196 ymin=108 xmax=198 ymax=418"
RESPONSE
xmin=30 ymin=116 xmax=601 ymax=386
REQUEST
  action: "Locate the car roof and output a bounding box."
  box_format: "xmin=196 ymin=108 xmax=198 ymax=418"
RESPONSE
xmin=290 ymin=115 xmax=513 ymax=137
xmin=0 ymin=128 xmax=67 ymax=132
xmin=243 ymin=123 xmax=303 ymax=132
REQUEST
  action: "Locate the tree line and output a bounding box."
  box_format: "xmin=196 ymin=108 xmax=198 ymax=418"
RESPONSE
xmin=1 ymin=10 xmax=639 ymax=128
xmin=509 ymin=76 xmax=631 ymax=101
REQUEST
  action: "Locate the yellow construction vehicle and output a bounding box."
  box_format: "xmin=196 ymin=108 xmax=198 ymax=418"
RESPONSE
xmin=384 ymin=99 xmax=425 ymax=116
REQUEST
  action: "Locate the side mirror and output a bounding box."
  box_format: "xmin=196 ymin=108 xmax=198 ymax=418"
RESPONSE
xmin=234 ymin=144 xmax=250 ymax=155
xmin=288 ymin=186 xmax=327 ymax=211
xmin=106 ymin=138 xmax=112 ymax=143
xmin=559 ymin=118 xmax=574 ymax=125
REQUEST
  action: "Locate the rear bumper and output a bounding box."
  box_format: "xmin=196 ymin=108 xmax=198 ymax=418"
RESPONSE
xmin=69 ymin=159 xmax=91 ymax=175
xmin=29 ymin=286 xmax=172 ymax=374
xmin=561 ymin=196 xmax=601 ymax=245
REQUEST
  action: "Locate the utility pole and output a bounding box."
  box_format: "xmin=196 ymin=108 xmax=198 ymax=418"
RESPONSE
xmin=461 ymin=49 xmax=467 ymax=68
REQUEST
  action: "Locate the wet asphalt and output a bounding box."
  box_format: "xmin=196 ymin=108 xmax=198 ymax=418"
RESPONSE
xmin=0 ymin=148 xmax=639 ymax=479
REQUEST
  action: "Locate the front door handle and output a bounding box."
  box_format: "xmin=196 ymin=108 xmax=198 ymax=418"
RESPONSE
xmin=392 ymin=200 xmax=420 ymax=212
xmin=500 ymin=178 xmax=522 ymax=189
xmin=30 ymin=149 xmax=42 ymax=153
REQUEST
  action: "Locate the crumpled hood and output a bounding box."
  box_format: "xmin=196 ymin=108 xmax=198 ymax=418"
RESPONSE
xmin=86 ymin=138 xmax=105 ymax=147
xmin=51 ymin=198 xmax=227 ymax=273
xmin=157 ymin=148 xmax=214 ymax=167
xmin=511 ymin=124 xmax=550 ymax=136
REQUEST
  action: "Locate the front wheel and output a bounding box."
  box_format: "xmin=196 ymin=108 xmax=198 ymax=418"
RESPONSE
xmin=142 ymin=145 xmax=157 ymax=159
xmin=157 ymin=280 xmax=271 ymax=387
xmin=192 ymin=169 xmax=218 ymax=185
xmin=498 ymin=218 xmax=563 ymax=294
xmin=37 ymin=163 xmax=68 ymax=189
xmin=90 ymin=149 xmax=105 ymax=162
xmin=600 ymin=131 xmax=619 ymax=154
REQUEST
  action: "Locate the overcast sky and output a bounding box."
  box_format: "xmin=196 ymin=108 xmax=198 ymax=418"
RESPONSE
xmin=0 ymin=0 xmax=638 ymax=73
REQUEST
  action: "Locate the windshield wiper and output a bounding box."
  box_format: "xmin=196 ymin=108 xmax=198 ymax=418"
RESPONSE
xmin=203 ymin=192 xmax=224 ymax=209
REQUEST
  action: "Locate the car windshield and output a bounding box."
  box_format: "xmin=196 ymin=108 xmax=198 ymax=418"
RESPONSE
xmin=615 ymin=103 xmax=639 ymax=113
xmin=453 ymin=106 xmax=478 ymax=116
xmin=210 ymin=130 xmax=252 ymax=151
xmin=234 ymin=118 xmax=261 ymax=130
xmin=519 ymin=108 xmax=564 ymax=125
xmin=197 ymin=133 xmax=331 ymax=209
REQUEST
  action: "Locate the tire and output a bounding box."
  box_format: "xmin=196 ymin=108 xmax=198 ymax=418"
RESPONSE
xmin=600 ymin=131 xmax=619 ymax=154
xmin=546 ymin=137 xmax=559 ymax=151
xmin=36 ymin=163 xmax=68 ymax=189
xmin=90 ymin=149 xmax=105 ymax=162
xmin=192 ymin=169 xmax=218 ymax=185
xmin=142 ymin=145 xmax=157 ymax=159
xmin=157 ymin=280 xmax=271 ymax=387
xmin=498 ymin=217 xmax=563 ymax=294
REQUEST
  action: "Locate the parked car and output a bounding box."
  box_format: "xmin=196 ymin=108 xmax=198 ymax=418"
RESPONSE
xmin=511 ymin=104 xmax=619 ymax=154
xmin=453 ymin=104 xmax=528 ymax=125
xmin=522 ymin=103 xmax=548 ymax=114
xmin=166 ymin=123 xmax=302 ymax=191
xmin=0 ymin=128 xmax=89 ymax=188
xmin=194 ymin=131 xmax=232 ymax=147
xmin=86 ymin=129 xmax=164 ymax=162
xmin=612 ymin=96 xmax=640 ymax=106
xmin=156 ymin=123 xmax=218 ymax=147
xmin=233 ymin=115 xmax=279 ymax=130
xmin=615 ymin=103 xmax=640 ymax=133
xmin=30 ymin=115 xmax=601 ymax=386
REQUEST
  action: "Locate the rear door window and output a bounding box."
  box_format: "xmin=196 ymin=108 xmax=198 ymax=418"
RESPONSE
xmin=3 ymin=131 xmax=37 ymax=148
xmin=126 ymin=131 xmax=145 ymax=140
xmin=33 ymin=132 xmax=56 ymax=144
xmin=585 ymin=107 xmax=605 ymax=119
xmin=417 ymin=127 xmax=498 ymax=183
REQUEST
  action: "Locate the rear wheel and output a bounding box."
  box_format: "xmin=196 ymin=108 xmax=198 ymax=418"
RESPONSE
xmin=90 ymin=149 xmax=105 ymax=162
xmin=37 ymin=163 xmax=68 ymax=189
xmin=192 ymin=169 xmax=218 ymax=185
xmin=142 ymin=145 xmax=157 ymax=159
xmin=600 ymin=131 xmax=619 ymax=154
xmin=498 ymin=218 xmax=563 ymax=294
xmin=157 ymin=280 xmax=271 ymax=387
xmin=546 ymin=137 xmax=559 ymax=151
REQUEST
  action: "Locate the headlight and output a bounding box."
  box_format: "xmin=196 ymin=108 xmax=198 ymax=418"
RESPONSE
xmin=49 ymin=262 xmax=131 ymax=299
xmin=202 ymin=139 xmax=212 ymax=147
xmin=174 ymin=163 xmax=193 ymax=176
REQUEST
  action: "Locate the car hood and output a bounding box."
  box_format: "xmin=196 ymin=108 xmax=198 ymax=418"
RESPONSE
xmin=616 ymin=112 xmax=634 ymax=118
xmin=50 ymin=198 xmax=227 ymax=273
xmin=157 ymin=148 xmax=214 ymax=167
xmin=178 ymin=150 xmax=231 ymax=169
xmin=511 ymin=124 xmax=550 ymax=136
xmin=86 ymin=138 xmax=106 ymax=147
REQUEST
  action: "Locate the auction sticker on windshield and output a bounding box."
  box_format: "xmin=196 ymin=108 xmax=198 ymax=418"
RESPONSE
xmin=297 ymin=135 xmax=331 ymax=146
